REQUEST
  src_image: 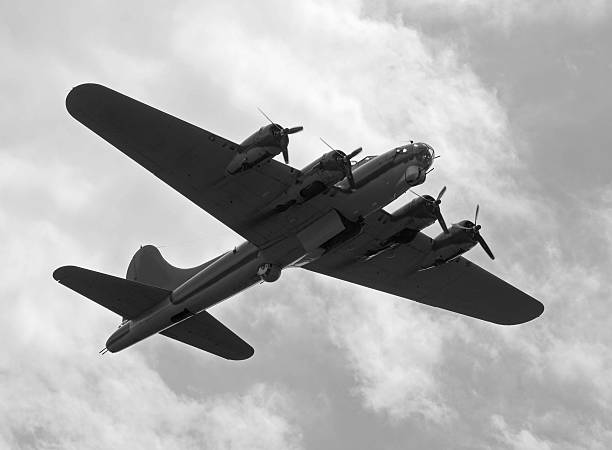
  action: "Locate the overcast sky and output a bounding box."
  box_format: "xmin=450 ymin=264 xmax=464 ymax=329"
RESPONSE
xmin=2 ymin=1 xmax=612 ymax=449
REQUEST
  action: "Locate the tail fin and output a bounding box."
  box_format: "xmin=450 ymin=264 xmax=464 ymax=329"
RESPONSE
xmin=126 ymin=245 xmax=223 ymax=290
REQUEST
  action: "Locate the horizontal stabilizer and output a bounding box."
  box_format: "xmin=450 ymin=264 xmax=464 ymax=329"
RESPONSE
xmin=53 ymin=266 xmax=171 ymax=319
xmin=161 ymin=311 xmax=254 ymax=360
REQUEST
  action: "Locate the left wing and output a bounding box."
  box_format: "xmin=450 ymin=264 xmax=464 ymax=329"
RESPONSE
xmin=161 ymin=311 xmax=254 ymax=360
xmin=305 ymin=214 xmax=543 ymax=325
xmin=66 ymin=83 xmax=326 ymax=247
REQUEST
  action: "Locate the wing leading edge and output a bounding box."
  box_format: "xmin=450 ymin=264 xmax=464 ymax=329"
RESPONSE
xmin=65 ymin=83 xmax=326 ymax=248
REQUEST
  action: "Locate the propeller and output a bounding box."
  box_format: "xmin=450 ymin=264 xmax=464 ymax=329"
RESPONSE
xmin=319 ymin=138 xmax=363 ymax=189
xmin=257 ymin=108 xmax=303 ymax=163
xmin=409 ymin=186 xmax=449 ymax=233
xmin=456 ymin=204 xmax=495 ymax=260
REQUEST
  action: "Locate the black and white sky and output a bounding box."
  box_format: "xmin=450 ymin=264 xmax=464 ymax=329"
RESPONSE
xmin=2 ymin=1 xmax=612 ymax=448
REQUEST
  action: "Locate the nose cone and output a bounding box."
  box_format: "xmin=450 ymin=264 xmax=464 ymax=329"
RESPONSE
xmin=414 ymin=142 xmax=434 ymax=170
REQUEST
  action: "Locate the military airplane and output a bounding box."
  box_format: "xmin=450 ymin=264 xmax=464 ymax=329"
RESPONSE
xmin=53 ymin=84 xmax=544 ymax=360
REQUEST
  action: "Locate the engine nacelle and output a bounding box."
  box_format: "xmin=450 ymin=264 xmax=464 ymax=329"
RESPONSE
xmin=419 ymin=227 xmax=477 ymax=270
xmin=241 ymin=124 xmax=289 ymax=150
xmin=226 ymin=124 xmax=290 ymax=174
xmin=273 ymin=151 xmax=348 ymax=211
xmin=257 ymin=263 xmax=282 ymax=282
xmin=391 ymin=196 xmax=437 ymax=232
xmin=298 ymin=151 xmax=348 ymax=196
xmin=226 ymin=145 xmax=281 ymax=174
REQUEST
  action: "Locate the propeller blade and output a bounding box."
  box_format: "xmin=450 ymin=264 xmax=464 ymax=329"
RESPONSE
xmin=257 ymin=109 xmax=301 ymax=163
xmin=347 ymin=147 xmax=363 ymax=159
xmin=284 ymin=126 xmax=303 ymax=135
xmin=257 ymin=108 xmax=301 ymax=135
xmin=476 ymin=233 xmax=495 ymax=260
xmin=409 ymin=189 xmax=428 ymax=201
xmin=346 ymin=166 xmax=356 ymax=189
xmin=436 ymin=186 xmax=446 ymax=203
xmin=344 ymin=148 xmax=362 ymax=190
xmin=435 ymin=208 xmax=449 ymax=234
xmin=319 ymin=138 xmax=362 ymax=189
xmin=257 ymin=107 xmax=277 ymax=128
xmin=474 ymin=204 xmax=480 ymax=225
xmin=319 ymin=137 xmax=339 ymax=152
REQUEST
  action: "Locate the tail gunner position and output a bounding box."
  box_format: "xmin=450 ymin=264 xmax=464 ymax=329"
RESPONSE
xmin=54 ymin=84 xmax=543 ymax=360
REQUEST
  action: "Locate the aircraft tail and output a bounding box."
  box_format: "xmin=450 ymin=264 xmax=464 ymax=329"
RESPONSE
xmin=52 ymin=246 xmax=215 ymax=319
xmin=54 ymin=245 xmax=254 ymax=359
xmin=126 ymin=245 xmax=222 ymax=290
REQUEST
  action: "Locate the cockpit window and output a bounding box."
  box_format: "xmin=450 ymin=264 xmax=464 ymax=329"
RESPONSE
xmin=393 ymin=142 xmax=435 ymax=168
xmin=413 ymin=142 xmax=435 ymax=168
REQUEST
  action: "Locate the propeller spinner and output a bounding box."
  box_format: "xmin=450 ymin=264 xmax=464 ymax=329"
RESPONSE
xmin=257 ymin=107 xmax=303 ymax=164
xmin=409 ymin=186 xmax=449 ymax=233
xmin=319 ymin=138 xmax=363 ymax=189
xmin=455 ymin=204 xmax=495 ymax=260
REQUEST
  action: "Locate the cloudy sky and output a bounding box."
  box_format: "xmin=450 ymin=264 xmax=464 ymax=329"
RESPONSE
xmin=2 ymin=1 xmax=612 ymax=448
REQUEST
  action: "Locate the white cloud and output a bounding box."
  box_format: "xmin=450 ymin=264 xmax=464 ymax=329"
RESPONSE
xmin=492 ymin=414 xmax=551 ymax=450
xmin=0 ymin=352 xmax=302 ymax=450
xmin=0 ymin=156 xmax=302 ymax=449
xmin=328 ymin=293 xmax=458 ymax=423
xmin=364 ymin=0 xmax=612 ymax=29
xmin=3 ymin=0 xmax=612 ymax=448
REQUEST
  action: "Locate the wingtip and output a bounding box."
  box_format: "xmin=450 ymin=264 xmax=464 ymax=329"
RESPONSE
xmin=524 ymin=297 xmax=545 ymax=323
xmin=231 ymin=345 xmax=255 ymax=361
xmin=533 ymin=299 xmax=545 ymax=319
xmin=499 ymin=298 xmax=545 ymax=326
xmin=53 ymin=266 xmax=67 ymax=281
xmin=65 ymin=83 xmax=109 ymax=118
xmin=223 ymin=344 xmax=254 ymax=361
xmin=52 ymin=265 xmax=78 ymax=282
xmin=67 ymin=82 xmax=105 ymax=96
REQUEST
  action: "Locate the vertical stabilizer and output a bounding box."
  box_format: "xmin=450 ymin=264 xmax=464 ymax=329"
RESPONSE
xmin=126 ymin=245 xmax=224 ymax=290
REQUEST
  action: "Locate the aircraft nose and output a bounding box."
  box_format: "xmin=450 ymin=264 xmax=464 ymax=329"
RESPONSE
xmin=413 ymin=142 xmax=434 ymax=170
xmin=404 ymin=165 xmax=426 ymax=186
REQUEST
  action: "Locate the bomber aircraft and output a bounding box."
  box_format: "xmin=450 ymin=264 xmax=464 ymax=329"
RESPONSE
xmin=53 ymin=84 xmax=544 ymax=360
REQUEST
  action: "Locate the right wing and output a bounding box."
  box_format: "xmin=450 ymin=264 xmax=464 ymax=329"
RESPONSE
xmin=161 ymin=311 xmax=254 ymax=360
xmin=66 ymin=83 xmax=327 ymax=247
xmin=305 ymin=212 xmax=543 ymax=325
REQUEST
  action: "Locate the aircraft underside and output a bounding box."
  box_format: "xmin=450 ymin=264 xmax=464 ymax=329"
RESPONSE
xmin=53 ymin=84 xmax=544 ymax=359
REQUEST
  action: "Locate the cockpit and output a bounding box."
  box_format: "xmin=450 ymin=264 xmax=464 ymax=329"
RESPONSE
xmin=395 ymin=142 xmax=435 ymax=169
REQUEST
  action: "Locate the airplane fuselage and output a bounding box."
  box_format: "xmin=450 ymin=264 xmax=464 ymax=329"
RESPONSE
xmin=333 ymin=146 xmax=428 ymax=220
xmin=106 ymin=143 xmax=434 ymax=352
